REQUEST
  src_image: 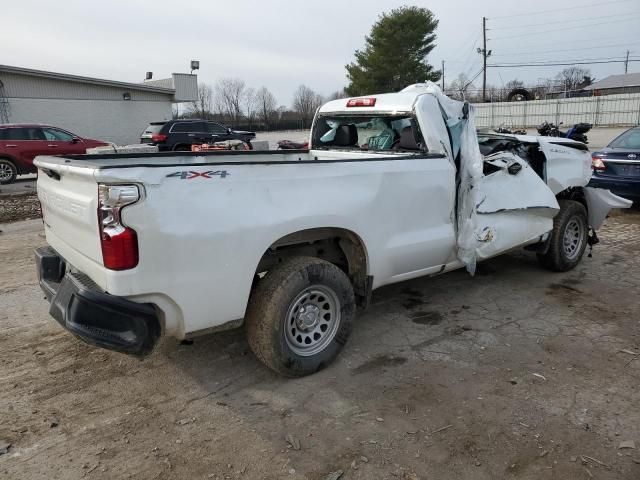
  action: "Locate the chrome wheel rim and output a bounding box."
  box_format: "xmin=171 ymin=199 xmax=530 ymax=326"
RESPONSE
xmin=563 ymin=216 xmax=585 ymax=260
xmin=284 ymin=285 xmax=341 ymax=357
xmin=0 ymin=163 xmax=13 ymax=181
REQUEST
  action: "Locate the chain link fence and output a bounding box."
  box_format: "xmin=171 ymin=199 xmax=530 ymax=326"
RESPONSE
xmin=472 ymin=93 xmax=640 ymax=129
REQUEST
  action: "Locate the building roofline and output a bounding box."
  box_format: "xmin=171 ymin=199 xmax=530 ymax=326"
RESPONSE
xmin=583 ymin=72 xmax=640 ymax=90
xmin=0 ymin=64 xmax=176 ymax=95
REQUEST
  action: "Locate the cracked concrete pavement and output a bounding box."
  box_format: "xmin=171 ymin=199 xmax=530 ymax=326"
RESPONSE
xmin=1 ymin=211 xmax=639 ymax=479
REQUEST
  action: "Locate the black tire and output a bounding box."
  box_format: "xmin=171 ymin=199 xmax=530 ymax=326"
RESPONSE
xmin=0 ymin=158 xmax=17 ymax=185
xmin=245 ymin=256 xmax=355 ymax=377
xmin=173 ymin=144 xmax=192 ymax=152
xmin=537 ymin=200 xmax=588 ymax=272
xmin=507 ymin=88 xmax=532 ymax=102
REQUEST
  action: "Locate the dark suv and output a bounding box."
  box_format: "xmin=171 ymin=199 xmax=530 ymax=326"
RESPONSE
xmin=140 ymin=120 xmax=256 ymax=151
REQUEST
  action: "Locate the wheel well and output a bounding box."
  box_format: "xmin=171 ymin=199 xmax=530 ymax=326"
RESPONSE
xmin=0 ymin=156 xmax=20 ymax=173
xmin=172 ymin=143 xmax=192 ymax=151
xmin=556 ymin=187 xmax=587 ymax=212
xmin=255 ymin=228 xmax=371 ymax=306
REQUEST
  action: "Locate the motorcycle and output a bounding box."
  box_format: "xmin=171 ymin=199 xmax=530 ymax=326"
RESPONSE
xmin=277 ymin=139 xmax=309 ymax=150
xmin=537 ymin=121 xmax=591 ymax=144
xmin=494 ymin=125 xmax=527 ymax=135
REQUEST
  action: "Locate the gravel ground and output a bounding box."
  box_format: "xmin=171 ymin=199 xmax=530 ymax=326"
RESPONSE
xmin=0 ymin=193 xmax=41 ymax=224
xmin=0 ymin=212 xmax=639 ymax=479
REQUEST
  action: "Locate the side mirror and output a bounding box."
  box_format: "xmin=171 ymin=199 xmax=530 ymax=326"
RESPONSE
xmin=227 ymin=128 xmax=232 ymax=134
xmin=71 ymin=137 xmax=81 ymax=144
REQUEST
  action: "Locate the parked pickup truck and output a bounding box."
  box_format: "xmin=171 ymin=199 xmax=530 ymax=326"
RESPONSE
xmin=34 ymin=83 xmax=631 ymax=377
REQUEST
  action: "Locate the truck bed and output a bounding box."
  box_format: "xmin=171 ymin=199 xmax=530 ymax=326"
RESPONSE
xmin=34 ymin=148 xmax=454 ymax=338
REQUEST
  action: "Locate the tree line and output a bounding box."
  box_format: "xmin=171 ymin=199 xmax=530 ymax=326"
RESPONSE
xmin=179 ymin=80 xmax=346 ymax=131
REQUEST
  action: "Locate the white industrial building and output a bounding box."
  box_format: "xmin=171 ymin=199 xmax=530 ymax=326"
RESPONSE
xmin=0 ymin=65 xmax=197 ymax=145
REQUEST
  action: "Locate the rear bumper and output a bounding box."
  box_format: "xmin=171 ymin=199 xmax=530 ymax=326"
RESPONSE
xmin=35 ymin=246 xmax=160 ymax=356
xmin=588 ymin=176 xmax=640 ymax=201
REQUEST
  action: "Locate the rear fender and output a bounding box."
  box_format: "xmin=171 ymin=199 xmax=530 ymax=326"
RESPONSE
xmin=583 ymin=187 xmax=632 ymax=229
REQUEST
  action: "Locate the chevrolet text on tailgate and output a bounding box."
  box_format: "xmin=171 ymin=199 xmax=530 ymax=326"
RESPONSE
xmin=34 ymin=83 xmax=631 ymax=377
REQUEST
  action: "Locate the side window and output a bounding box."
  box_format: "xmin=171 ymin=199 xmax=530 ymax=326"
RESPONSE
xmin=6 ymin=127 xmax=38 ymax=140
xmin=206 ymin=122 xmax=228 ymax=134
xmin=42 ymin=128 xmax=74 ymax=142
xmin=0 ymin=129 xmax=6 ymax=140
xmin=171 ymin=122 xmax=205 ymax=133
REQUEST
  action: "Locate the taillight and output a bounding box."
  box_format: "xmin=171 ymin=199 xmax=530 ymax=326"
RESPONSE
xmin=98 ymin=184 xmax=140 ymax=270
xmin=591 ymin=155 xmax=606 ymax=172
xmin=346 ymin=97 xmax=376 ymax=107
xmin=151 ymin=134 xmax=167 ymax=143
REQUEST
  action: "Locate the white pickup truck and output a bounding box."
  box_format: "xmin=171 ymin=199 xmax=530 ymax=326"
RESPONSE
xmin=34 ymin=83 xmax=630 ymax=376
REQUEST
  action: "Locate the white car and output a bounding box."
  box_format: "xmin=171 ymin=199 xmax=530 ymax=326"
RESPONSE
xmin=33 ymin=83 xmax=630 ymax=376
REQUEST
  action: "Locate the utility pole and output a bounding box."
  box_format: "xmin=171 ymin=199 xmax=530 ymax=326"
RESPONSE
xmin=478 ymin=17 xmax=491 ymax=102
xmin=482 ymin=17 xmax=487 ymax=102
xmin=624 ymin=50 xmax=630 ymax=74
xmin=441 ymin=60 xmax=445 ymax=91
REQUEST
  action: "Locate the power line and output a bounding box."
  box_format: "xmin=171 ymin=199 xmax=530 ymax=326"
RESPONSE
xmin=489 ymin=11 xmax=638 ymax=29
xmin=489 ymin=59 xmax=640 ymax=68
xmin=491 ymin=15 xmax=640 ymax=40
xmin=492 ymin=35 xmax=640 ymax=50
xmin=492 ymin=56 xmax=637 ymax=65
xmin=489 ymin=0 xmax=636 ymax=19
xmin=492 ymin=43 xmax=640 ymax=57
xmin=447 ymin=30 xmax=482 ymax=62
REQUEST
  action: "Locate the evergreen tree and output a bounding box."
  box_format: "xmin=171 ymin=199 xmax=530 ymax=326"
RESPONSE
xmin=346 ymin=6 xmax=440 ymax=96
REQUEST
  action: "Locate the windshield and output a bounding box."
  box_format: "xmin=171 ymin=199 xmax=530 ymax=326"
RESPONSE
xmin=311 ymin=114 xmax=424 ymax=152
xmin=609 ymin=127 xmax=640 ymax=149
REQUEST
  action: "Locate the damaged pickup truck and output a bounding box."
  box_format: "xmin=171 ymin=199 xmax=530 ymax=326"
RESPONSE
xmin=33 ymin=83 xmax=631 ymax=377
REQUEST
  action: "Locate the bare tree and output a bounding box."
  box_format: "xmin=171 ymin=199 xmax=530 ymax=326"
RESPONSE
xmin=243 ymin=87 xmax=259 ymax=128
xmin=555 ymin=67 xmax=594 ymax=93
xmin=214 ymin=78 xmax=245 ymax=126
xmin=187 ymin=83 xmax=214 ymax=118
xmin=448 ymin=73 xmax=473 ymax=101
xmin=532 ymin=78 xmax=556 ymax=100
xmin=327 ymin=88 xmax=348 ymax=101
xmin=292 ymin=85 xmax=323 ymax=128
xmin=255 ymin=87 xmax=277 ymax=129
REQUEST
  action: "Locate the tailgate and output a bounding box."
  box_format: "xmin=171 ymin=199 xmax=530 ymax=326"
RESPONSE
xmin=36 ymin=158 xmax=106 ymax=284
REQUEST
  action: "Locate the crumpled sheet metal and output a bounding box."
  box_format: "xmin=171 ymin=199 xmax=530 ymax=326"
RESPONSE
xmin=403 ymin=83 xmax=484 ymax=274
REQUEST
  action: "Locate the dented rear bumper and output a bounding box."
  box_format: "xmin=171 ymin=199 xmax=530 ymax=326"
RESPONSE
xmin=35 ymin=246 xmax=160 ymax=356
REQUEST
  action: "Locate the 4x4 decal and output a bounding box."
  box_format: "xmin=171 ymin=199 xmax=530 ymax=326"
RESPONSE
xmin=166 ymin=170 xmax=229 ymax=180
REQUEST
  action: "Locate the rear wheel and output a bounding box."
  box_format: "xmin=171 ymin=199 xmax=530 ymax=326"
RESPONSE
xmin=245 ymin=256 xmax=355 ymax=377
xmin=537 ymin=200 xmax=588 ymax=272
xmin=0 ymin=159 xmax=17 ymax=185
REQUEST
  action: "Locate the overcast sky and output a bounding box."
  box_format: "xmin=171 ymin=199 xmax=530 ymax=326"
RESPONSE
xmin=2 ymin=0 xmax=639 ymax=105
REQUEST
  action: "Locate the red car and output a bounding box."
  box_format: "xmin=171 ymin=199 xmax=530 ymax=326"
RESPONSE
xmin=0 ymin=124 xmax=109 ymax=184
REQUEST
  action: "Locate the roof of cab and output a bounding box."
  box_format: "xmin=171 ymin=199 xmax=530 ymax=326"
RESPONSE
xmin=318 ymin=91 xmax=423 ymax=115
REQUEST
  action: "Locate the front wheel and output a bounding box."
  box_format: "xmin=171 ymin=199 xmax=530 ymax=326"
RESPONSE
xmin=245 ymin=256 xmax=355 ymax=377
xmin=537 ymin=200 xmax=588 ymax=272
